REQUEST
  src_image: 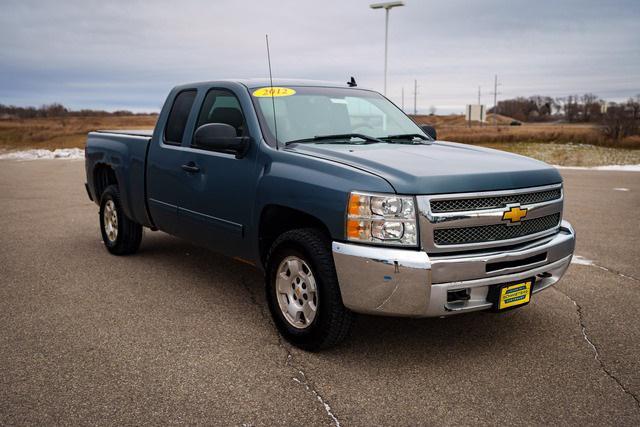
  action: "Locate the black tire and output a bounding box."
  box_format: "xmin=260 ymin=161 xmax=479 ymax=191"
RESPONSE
xmin=99 ymin=185 xmax=142 ymax=255
xmin=265 ymin=228 xmax=354 ymax=351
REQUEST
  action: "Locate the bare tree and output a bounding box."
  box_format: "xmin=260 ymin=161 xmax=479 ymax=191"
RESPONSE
xmin=554 ymin=97 xmax=566 ymax=116
xmin=601 ymin=100 xmax=640 ymax=141
xmin=0 ymin=103 xmax=141 ymax=119
xmin=564 ymin=95 xmax=581 ymax=122
xmin=581 ymin=93 xmax=600 ymax=122
xmin=629 ymin=96 xmax=640 ymax=120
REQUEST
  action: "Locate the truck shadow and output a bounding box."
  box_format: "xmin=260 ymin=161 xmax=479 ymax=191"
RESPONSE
xmin=136 ymin=232 xmax=537 ymax=359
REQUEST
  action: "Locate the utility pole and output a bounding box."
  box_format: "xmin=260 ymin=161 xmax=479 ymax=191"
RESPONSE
xmin=478 ymin=86 xmax=482 ymax=126
xmin=413 ymin=79 xmax=418 ymax=115
xmin=491 ymin=74 xmax=501 ymax=127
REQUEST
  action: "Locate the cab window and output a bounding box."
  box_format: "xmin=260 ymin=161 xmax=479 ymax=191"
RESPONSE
xmin=194 ymin=89 xmax=246 ymax=141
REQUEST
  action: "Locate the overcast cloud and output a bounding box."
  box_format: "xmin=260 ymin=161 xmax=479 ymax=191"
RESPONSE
xmin=1 ymin=0 xmax=638 ymax=113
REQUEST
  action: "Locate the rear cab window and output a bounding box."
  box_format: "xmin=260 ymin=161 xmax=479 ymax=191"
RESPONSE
xmin=164 ymin=90 xmax=197 ymax=145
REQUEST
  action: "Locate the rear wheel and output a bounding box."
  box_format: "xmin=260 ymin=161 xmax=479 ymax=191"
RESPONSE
xmin=99 ymin=185 xmax=142 ymax=255
xmin=265 ymin=228 xmax=354 ymax=351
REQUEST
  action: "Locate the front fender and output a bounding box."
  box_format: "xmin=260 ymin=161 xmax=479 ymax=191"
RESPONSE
xmin=252 ymin=147 xmax=395 ymax=247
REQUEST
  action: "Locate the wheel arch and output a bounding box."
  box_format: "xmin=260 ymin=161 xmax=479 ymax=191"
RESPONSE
xmin=93 ymin=163 xmax=118 ymax=202
xmin=258 ymin=204 xmax=332 ymax=268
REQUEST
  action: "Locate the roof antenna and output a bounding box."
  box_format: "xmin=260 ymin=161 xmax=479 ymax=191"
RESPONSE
xmin=347 ymin=76 xmax=357 ymax=87
xmin=265 ymin=34 xmax=279 ymax=150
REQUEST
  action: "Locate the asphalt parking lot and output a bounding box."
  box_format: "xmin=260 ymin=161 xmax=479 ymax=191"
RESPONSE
xmin=1 ymin=160 xmax=639 ymax=426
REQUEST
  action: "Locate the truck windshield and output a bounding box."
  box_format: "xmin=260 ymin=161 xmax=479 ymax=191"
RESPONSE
xmin=252 ymin=86 xmax=427 ymax=146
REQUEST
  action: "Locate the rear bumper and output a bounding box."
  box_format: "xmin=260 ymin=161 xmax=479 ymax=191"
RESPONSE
xmin=332 ymin=220 xmax=575 ymax=317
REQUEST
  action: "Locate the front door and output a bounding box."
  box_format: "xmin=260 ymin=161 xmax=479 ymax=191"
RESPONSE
xmin=175 ymin=88 xmax=259 ymax=258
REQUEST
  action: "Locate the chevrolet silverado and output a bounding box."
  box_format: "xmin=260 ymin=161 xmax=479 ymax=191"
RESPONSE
xmin=84 ymin=79 xmax=575 ymax=350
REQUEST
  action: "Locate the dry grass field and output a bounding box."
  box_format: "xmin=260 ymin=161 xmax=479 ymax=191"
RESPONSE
xmin=1 ymin=113 xmax=639 ymax=166
xmin=411 ymin=114 xmax=640 ymax=149
xmin=0 ymin=115 xmax=157 ymax=151
xmin=471 ymin=142 xmax=640 ymax=166
xmin=409 ymin=114 xmax=640 ymax=165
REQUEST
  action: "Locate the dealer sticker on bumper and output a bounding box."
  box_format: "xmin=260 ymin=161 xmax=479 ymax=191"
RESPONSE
xmin=499 ymin=280 xmax=532 ymax=310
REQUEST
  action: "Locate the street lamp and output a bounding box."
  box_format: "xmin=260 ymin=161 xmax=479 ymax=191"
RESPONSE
xmin=370 ymin=1 xmax=405 ymax=96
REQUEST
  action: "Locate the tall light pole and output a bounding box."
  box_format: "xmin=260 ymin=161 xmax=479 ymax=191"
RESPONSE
xmin=413 ymin=79 xmax=417 ymax=115
xmin=370 ymin=1 xmax=404 ymax=96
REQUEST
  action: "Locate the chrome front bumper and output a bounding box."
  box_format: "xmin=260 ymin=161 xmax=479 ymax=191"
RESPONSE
xmin=332 ymin=220 xmax=575 ymax=317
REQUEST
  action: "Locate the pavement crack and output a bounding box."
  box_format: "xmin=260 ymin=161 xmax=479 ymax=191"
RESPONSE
xmin=240 ymin=275 xmax=342 ymax=426
xmin=553 ymin=287 xmax=640 ymax=410
xmin=292 ymin=370 xmax=341 ymax=427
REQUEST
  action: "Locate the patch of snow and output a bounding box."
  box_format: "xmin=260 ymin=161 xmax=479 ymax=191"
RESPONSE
xmin=613 ymin=187 xmax=630 ymax=192
xmin=572 ymin=255 xmax=638 ymax=282
xmin=554 ymin=164 xmax=640 ymax=172
xmin=572 ymin=255 xmax=595 ymax=266
xmin=0 ymin=148 xmax=84 ymax=161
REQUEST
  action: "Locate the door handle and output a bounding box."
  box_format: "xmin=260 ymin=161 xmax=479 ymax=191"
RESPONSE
xmin=181 ymin=162 xmax=200 ymax=173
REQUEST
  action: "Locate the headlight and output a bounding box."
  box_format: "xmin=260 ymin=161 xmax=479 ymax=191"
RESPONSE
xmin=346 ymin=191 xmax=418 ymax=246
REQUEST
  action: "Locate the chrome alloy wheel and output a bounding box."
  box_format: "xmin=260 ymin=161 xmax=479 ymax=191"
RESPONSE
xmin=103 ymin=199 xmax=118 ymax=243
xmin=275 ymin=256 xmax=318 ymax=329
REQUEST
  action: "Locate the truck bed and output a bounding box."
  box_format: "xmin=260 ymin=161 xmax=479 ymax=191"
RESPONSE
xmin=94 ymin=129 xmax=154 ymax=138
xmin=85 ymin=129 xmax=154 ymax=227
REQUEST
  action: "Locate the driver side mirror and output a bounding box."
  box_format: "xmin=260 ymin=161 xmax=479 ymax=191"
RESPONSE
xmin=419 ymin=124 xmax=437 ymax=140
xmin=194 ymin=123 xmax=250 ymax=158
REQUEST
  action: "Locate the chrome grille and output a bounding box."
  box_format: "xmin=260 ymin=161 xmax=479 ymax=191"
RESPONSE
xmin=430 ymin=188 xmax=561 ymax=213
xmin=417 ymin=184 xmax=564 ymax=253
xmin=434 ymin=213 xmax=561 ymax=246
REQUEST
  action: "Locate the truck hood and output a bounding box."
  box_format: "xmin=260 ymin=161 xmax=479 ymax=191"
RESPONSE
xmin=286 ymin=141 xmax=562 ymax=194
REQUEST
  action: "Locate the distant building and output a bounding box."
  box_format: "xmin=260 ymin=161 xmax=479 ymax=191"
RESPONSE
xmin=465 ymin=104 xmax=485 ymax=123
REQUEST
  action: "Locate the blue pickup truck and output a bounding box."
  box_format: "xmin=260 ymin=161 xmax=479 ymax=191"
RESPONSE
xmin=84 ymin=79 xmax=575 ymax=350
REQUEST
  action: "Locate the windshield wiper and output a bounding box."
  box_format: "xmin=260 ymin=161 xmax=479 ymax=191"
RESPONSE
xmin=380 ymin=133 xmax=431 ymax=143
xmin=285 ymin=133 xmax=383 ymax=146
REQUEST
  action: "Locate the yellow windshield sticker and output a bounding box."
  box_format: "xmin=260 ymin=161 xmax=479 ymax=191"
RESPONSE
xmin=252 ymin=87 xmax=296 ymax=97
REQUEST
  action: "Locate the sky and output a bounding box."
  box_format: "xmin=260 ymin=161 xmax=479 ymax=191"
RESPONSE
xmin=1 ymin=0 xmax=639 ymax=114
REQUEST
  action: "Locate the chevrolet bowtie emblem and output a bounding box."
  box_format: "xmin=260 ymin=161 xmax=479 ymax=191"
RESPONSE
xmin=502 ymin=205 xmax=528 ymax=223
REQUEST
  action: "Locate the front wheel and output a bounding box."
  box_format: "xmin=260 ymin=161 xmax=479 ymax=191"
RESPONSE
xmin=99 ymin=185 xmax=142 ymax=255
xmin=265 ymin=228 xmax=354 ymax=351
